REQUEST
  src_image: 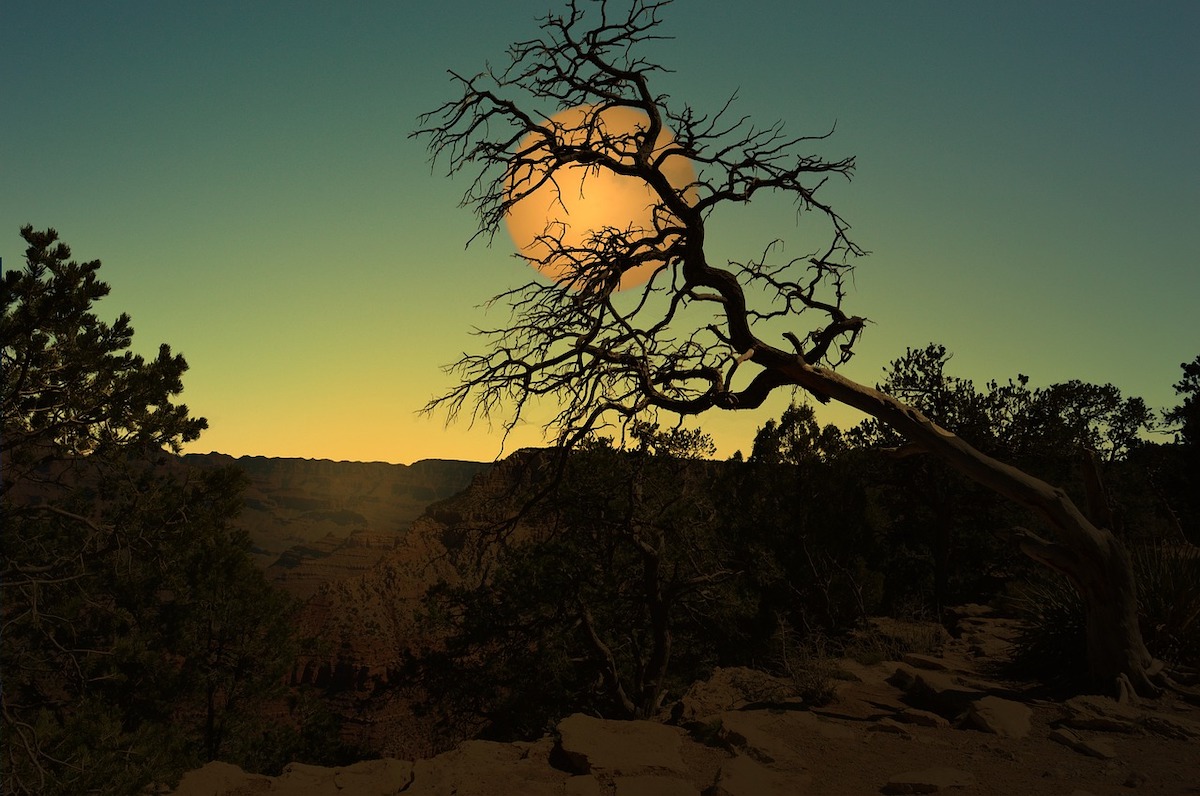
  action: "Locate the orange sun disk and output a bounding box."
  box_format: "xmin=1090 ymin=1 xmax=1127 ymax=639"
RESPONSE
xmin=503 ymin=105 xmax=695 ymax=291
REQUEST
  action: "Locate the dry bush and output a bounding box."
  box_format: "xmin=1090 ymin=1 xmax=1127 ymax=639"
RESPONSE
xmin=842 ymin=618 xmax=948 ymax=666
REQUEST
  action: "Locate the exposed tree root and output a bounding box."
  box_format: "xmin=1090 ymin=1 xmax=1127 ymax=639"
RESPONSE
xmin=1117 ymin=661 xmax=1200 ymax=707
xmin=1151 ymin=668 xmax=1200 ymax=706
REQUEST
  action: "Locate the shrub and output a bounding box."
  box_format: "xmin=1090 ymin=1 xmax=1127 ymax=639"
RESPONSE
xmin=1007 ymin=575 xmax=1087 ymax=689
xmin=1008 ymin=542 xmax=1200 ymax=688
xmin=1131 ymin=543 xmax=1200 ymax=669
xmin=842 ymin=618 xmax=948 ymax=666
xmin=766 ymin=622 xmax=843 ymax=706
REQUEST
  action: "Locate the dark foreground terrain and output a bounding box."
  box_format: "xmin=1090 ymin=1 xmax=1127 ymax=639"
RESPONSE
xmin=173 ymin=604 xmax=1200 ymax=796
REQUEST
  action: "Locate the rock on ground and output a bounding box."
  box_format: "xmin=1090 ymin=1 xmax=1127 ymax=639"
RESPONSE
xmin=1060 ymin=695 xmax=1142 ymax=733
xmin=405 ymin=739 xmax=566 ymax=795
xmin=887 ymin=665 xmax=983 ymax=718
xmin=1048 ymin=728 xmax=1117 ymax=760
xmin=965 ymin=696 xmax=1032 ymax=739
xmin=882 ymin=766 xmax=975 ymax=794
xmin=671 ymin=666 xmax=797 ymax=725
xmin=704 ymin=755 xmax=809 ymax=796
xmin=556 ymin=713 xmax=691 ymax=778
xmin=172 ymin=761 xmax=271 ymax=795
xmin=169 ymin=605 xmax=1200 ymax=796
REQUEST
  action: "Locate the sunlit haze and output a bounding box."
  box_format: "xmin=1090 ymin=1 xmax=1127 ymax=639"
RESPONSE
xmin=3 ymin=1 xmax=1196 ymax=463
xmin=504 ymin=104 xmax=695 ymax=290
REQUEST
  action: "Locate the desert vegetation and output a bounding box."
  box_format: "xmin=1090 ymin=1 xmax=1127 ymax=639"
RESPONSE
xmin=3 ymin=224 xmax=1197 ymax=792
xmin=0 ymin=227 xmax=351 ymax=794
xmin=403 ymin=357 xmax=1199 ymax=750
xmin=6 ymin=3 xmax=1200 ymax=792
xmin=412 ymin=0 xmax=1194 ymax=699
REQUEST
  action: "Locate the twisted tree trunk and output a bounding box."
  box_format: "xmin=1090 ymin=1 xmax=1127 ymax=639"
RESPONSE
xmin=779 ymin=359 xmax=1159 ymax=696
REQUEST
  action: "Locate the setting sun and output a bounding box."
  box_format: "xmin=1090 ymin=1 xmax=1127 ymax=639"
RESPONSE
xmin=503 ymin=104 xmax=695 ymax=291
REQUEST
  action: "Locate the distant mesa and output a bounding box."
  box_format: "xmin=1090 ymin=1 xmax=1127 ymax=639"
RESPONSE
xmin=183 ymin=453 xmax=492 ymax=600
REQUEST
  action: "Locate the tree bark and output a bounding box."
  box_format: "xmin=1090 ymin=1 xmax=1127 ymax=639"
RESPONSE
xmin=639 ymin=549 xmax=672 ymax=719
xmin=578 ymin=601 xmax=638 ymax=718
xmin=776 ymin=358 xmax=1158 ymax=695
xmin=933 ymin=480 xmax=950 ymax=615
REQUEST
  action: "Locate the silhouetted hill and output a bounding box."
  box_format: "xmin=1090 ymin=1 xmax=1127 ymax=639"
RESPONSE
xmin=183 ymin=453 xmax=492 ymax=598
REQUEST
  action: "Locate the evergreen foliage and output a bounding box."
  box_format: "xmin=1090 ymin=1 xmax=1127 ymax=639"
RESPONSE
xmin=1158 ymin=355 xmax=1200 ymax=540
xmin=1164 ymin=355 xmax=1200 ymax=448
xmin=1 ymin=227 xmax=297 ymax=794
xmin=413 ymin=424 xmax=745 ymax=744
xmin=841 ymin=343 xmax=1162 ymax=612
xmin=407 ymin=343 xmax=1194 ymax=744
xmin=411 ymin=0 xmax=1174 ymax=700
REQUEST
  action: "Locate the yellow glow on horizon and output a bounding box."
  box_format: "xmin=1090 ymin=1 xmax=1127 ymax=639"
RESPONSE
xmin=503 ymin=105 xmax=695 ymax=291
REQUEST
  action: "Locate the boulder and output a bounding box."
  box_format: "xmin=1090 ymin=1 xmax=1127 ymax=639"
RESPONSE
xmin=174 ymin=754 xmax=512 ymax=796
xmin=717 ymin=708 xmax=850 ymax=768
xmin=1061 ymin=695 xmax=1142 ymax=733
xmin=332 ymin=759 xmax=415 ymax=793
xmin=273 ymin=761 xmax=336 ymax=793
xmin=892 ymin=708 xmax=950 ymax=729
xmin=406 ymin=740 xmax=566 ymax=796
xmin=965 ymin=696 xmax=1032 ymax=739
xmin=965 ymin=633 xmax=1013 ymax=659
xmin=1141 ymin=714 xmax=1200 ymax=740
xmin=171 ymin=761 xmax=269 ymax=795
xmin=556 ymin=714 xmax=690 ymax=778
xmin=901 ymin=653 xmax=951 ymax=671
xmin=887 ymin=666 xmax=982 ymax=718
xmin=869 ymin=718 xmax=916 ymax=739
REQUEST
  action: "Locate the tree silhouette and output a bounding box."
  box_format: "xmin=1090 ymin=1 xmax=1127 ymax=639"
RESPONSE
xmin=416 ymin=425 xmax=739 ymax=743
xmin=1165 ymin=356 xmax=1200 ymax=448
xmin=1 ymin=227 xmax=295 ymax=794
xmin=413 ymin=0 xmax=1184 ymax=697
xmin=1161 ymin=355 xmax=1200 ymax=539
xmin=846 ymin=344 xmax=1160 ymax=613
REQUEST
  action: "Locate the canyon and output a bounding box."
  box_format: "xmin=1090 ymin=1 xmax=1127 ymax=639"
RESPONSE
xmin=183 ymin=450 xmax=546 ymax=757
xmin=184 ymin=453 xmax=491 ymax=599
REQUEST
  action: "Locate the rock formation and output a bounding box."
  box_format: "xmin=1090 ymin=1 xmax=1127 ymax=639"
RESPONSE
xmin=184 ymin=453 xmax=491 ymax=598
xmin=171 ymin=605 xmax=1200 ymax=795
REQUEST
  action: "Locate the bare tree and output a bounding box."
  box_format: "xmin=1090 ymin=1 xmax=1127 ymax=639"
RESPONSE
xmin=413 ymin=0 xmax=1181 ymax=697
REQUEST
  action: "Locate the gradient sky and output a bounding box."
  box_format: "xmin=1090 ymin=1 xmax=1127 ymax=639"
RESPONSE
xmin=3 ymin=1 xmax=1197 ymax=464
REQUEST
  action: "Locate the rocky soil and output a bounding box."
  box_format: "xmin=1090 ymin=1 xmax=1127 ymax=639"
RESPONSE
xmin=172 ymin=604 xmax=1200 ymax=795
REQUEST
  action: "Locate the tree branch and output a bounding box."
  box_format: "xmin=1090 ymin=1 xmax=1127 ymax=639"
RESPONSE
xmin=578 ymin=600 xmax=637 ymax=717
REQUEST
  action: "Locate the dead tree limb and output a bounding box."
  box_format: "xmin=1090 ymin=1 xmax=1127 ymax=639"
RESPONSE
xmin=414 ymin=0 xmax=1165 ymax=697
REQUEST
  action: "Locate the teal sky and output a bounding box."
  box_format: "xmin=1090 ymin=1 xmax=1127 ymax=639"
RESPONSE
xmin=3 ymin=1 xmax=1197 ymax=464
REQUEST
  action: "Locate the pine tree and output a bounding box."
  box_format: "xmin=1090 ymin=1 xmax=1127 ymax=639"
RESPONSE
xmin=2 ymin=226 xmax=294 ymax=794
